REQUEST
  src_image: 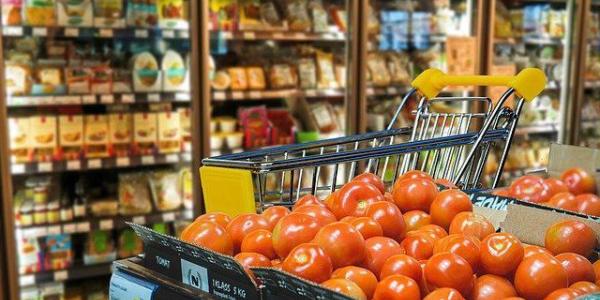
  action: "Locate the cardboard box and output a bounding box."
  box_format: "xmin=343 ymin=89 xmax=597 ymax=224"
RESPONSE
xmin=9 ymin=117 xmax=31 ymax=163
xmin=545 ymin=143 xmax=600 ymax=192
xmin=30 ymin=115 xmax=58 ymax=161
xmin=59 ymin=114 xmax=83 ymax=160
xmin=109 ymin=113 xmax=132 ymax=157
xmin=134 ymin=112 xmax=157 ymax=155
xmin=157 ymin=111 xmax=181 ymax=154
xmin=84 ymin=114 xmax=109 ymax=158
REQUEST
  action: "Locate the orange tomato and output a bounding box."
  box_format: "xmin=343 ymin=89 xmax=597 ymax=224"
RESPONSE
xmin=503 ymin=298 xmax=525 ymax=300
xmin=509 ymin=175 xmax=552 ymax=203
xmin=430 ymin=189 xmax=473 ymax=230
xmin=350 ymin=217 xmax=383 ymax=240
xmin=570 ymin=281 xmax=600 ymax=294
xmin=523 ymin=245 xmax=552 ymax=259
xmin=403 ymin=210 xmax=432 ymax=232
xmin=331 ymin=266 xmax=378 ymax=299
xmin=545 ymin=220 xmax=597 ymax=256
xmin=397 ymin=170 xmax=434 ymax=182
xmin=271 ymin=258 xmax=282 ymax=267
xmin=362 ymin=236 xmax=405 ymax=278
xmin=543 ymin=288 xmax=583 ymax=300
xmin=392 ymin=178 xmax=439 ymax=212
xmin=261 ymin=206 xmax=290 ymax=230
xmin=433 ymin=234 xmax=480 ymax=271
xmin=423 ymin=288 xmax=465 ymax=300
xmin=435 ymin=178 xmax=458 ymax=189
xmin=225 ymin=213 xmax=270 ymax=253
xmin=321 ymin=278 xmax=367 ymax=300
xmin=556 ymin=253 xmax=596 ymax=283
xmin=313 ymin=222 xmax=366 ymax=268
xmin=181 ymin=220 xmax=205 ymax=241
xmin=272 ymin=212 xmax=321 ymax=258
xmin=330 ymin=181 xmax=384 ymax=219
xmin=561 ymin=167 xmax=596 ymax=195
xmin=364 ymin=201 xmax=407 ymax=241
xmin=424 ymin=252 xmax=474 ymax=297
xmin=545 ymin=178 xmax=570 ymax=197
xmin=470 ymin=274 xmax=517 ymax=300
xmin=372 ymin=275 xmax=421 ymax=300
xmin=576 ymin=193 xmax=600 ymax=217
xmin=324 ymin=190 xmax=340 ymax=210
xmin=340 ymin=216 xmax=357 ymax=223
xmin=379 ymin=254 xmax=422 ymax=282
xmin=282 ymin=243 xmax=333 ymax=283
xmin=418 ymin=224 xmax=449 ymax=240
xmin=384 ymin=192 xmax=394 ymax=202
xmin=294 ymin=204 xmax=337 ymax=227
xmin=401 ymin=233 xmax=436 ymax=260
xmin=594 ymin=260 xmax=600 ymax=280
xmin=186 ymin=222 xmax=233 ymax=255
xmin=448 ymin=212 xmax=495 ymax=240
xmin=293 ymin=194 xmax=324 ymax=210
xmin=547 ymin=192 xmax=578 ymax=211
xmin=514 ymin=253 xmax=569 ymax=300
xmin=234 ymin=252 xmax=271 ymax=273
xmin=194 ymin=212 xmax=231 ymax=229
xmin=240 ymin=229 xmax=276 ymax=259
xmin=353 ymin=172 xmax=385 ymax=194
xmin=492 ymin=188 xmax=512 ymax=197
xmin=480 ymin=233 xmax=524 ymax=276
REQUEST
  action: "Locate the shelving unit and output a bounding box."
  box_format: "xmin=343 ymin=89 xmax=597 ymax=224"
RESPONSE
xmin=19 ymin=263 xmax=112 ymax=288
xmin=6 ymin=92 xmax=191 ymax=107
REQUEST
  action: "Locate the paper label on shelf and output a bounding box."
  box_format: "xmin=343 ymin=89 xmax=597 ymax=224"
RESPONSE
xmin=294 ymin=32 xmax=306 ymax=39
xmin=82 ymin=95 xmax=96 ymax=104
xmin=19 ymin=275 xmax=34 ymax=287
xmin=180 ymin=259 xmax=210 ymax=292
xmin=88 ymin=159 xmax=102 ymax=169
xmin=243 ymin=31 xmax=256 ymax=40
xmin=121 ymin=94 xmax=135 ymax=103
xmin=63 ymin=223 xmax=76 ymax=234
xmin=387 ymin=87 xmax=397 ymax=94
xmin=54 ymin=270 xmax=68 ymax=281
xmin=100 ymin=219 xmax=114 ymax=230
xmin=141 ymin=156 xmax=155 ymax=165
xmin=248 ymin=91 xmax=261 ymax=98
xmin=48 ymin=226 xmax=61 ymax=235
xmin=65 ymin=28 xmax=79 ymax=37
xmin=273 ymin=32 xmax=285 ymax=39
xmin=366 ymin=88 xmax=375 ymax=95
xmin=182 ymin=153 xmax=191 ymax=162
xmin=32 ymin=27 xmax=47 ymax=36
xmin=55 ymin=95 xmax=80 ymax=104
xmin=222 ymin=31 xmax=233 ymax=39
xmin=305 ymin=90 xmax=317 ymax=97
xmin=12 ymin=164 xmax=25 ymax=174
xmin=175 ymin=93 xmax=190 ymax=101
xmin=135 ymin=29 xmax=149 ymax=38
xmin=26 ymin=227 xmax=47 ymax=238
xmin=163 ymin=30 xmax=175 ymax=38
xmin=179 ymin=30 xmax=190 ymax=38
xmin=162 ymin=212 xmax=176 ymax=222
xmin=76 ymin=222 xmax=90 ymax=232
xmin=165 ymin=154 xmax=179 ymax=163
xmin=38 ymin=162 xmax=52 ymax=172
xmin=4 ymin=26 xmax=23 ymax=36
xmin=100 ymin=94 xmax=114 ymax=104
xmin=183 ymin=210 xmax=193 ymax=220
xmin=66 ymin=160 xmax=81 ymax=170
xmin=213 ymin=92 xmax=226 ymax=100
xmin=116 ymin=157 xmax=130 ymax=167
xmin=147 ymin=93 xmax=160 ymax=102
xmin=99 ymin=28 xmax=113 ymax=37
xmin=132 ymin=216 xmax=146 ymax=224
xmin=231 ymin=91 xmax=244 ymax=99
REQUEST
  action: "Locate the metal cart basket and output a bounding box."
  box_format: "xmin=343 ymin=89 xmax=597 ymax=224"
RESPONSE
xmin=200 ymin=68 xmax=546 ymax=216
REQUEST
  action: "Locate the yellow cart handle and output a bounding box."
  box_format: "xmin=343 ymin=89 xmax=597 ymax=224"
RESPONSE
xmin=411 ymin=68 xmax=546 ymax=102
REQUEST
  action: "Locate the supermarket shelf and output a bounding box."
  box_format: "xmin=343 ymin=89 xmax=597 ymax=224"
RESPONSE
xmin=212 ymin=88 xmax=346 ymax=101
xmin=494 ymin=36 xmax=564 ymax=46
xmin=582 ymin=119 xmax=600 ymax=129
xmin=11 ymin=152 xmax=192 ymax=175
xmin=19 ymin=263 xmax=112 ymax=287
xmin=6 ymin=92 xmax=191 ymax=107
xmin=584 ymin=81 xmax=600 ymax=89
xmin=211 ymin=30 xmax=346 ymax=42
xmin=515 ymin=123 xmax=559 ymax=135
xmin=366 ymin=85 xmax=408 ymax=97
xmin=2 ymin=26 xmax=189 ymax=39
xmin=16 ymin=210 xmax=194 ymax=239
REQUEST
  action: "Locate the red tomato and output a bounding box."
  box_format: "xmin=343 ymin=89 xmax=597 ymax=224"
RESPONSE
xmin=435 ymin=178 xmax=458 ymax=189
xmin=271 ymin=258 xmax=281 ymax=267
xmin=324 ymin=190 xmax=340 ymax=210
xmin=514 ymin=253 xmax=569 ymax=300
xmin=561 ymin=167 xmax=597 ymax=195
xmin=570 ymin=281 xmax=600 ymax=294
xmin=423 ymin=288 xmax=465 ymax=300
xmin=261 ymin=206 xmax=290 ymax=230
xmin=186 ymin=222 xmax=233 ymax=255
xmin=492 ymin=188 xmax=512 ymax=197
xmin=523 ymin=245 xmax=552 ymax=259
xmin=430 ymin=189 xmax=473 ymax=230
xmin=194 ymin=212 xmax=231 ymax=229
xmin=545 ymin=220 xmax=598 ymax=256
xmin=397 ymin=170 xmax=434 ymax=182
xmin=418 ymin=224 xmax=449 ymax=240
xmin=509 ymin=175 xmax=552 ymax=203
xmin=401 ymin=234 xmax=436 ymax=260
xmin=556 ymin=253 xmax=596 ymax=283
xmin=364 ymin=201 xmax=407 ymax=241
xmin=384 ymin=192 xmax=394 ymax=202
xmin=546 ymin=178 xmax=570 ymax=196
xmin=503 ymin=298 xmax=525 ymax=300
xmin=331 ymin=266 xmax=378 ymax=299
xmin=379 ymin=254 xmax=422 ymax=282
xmin=392 ymin=178 xmax=439 ymax=212
xmin=372 ymin=275 xmax=421 ymax=300
xmin=353 ymin=172 xmax=385 ymax=194
xmin=234 ymin=252 xmax=271 ymax=272
xmin=350 ymin=217 xmax=383 ymax=240
xmin=330 ymin=181 xmax=384 ymax=219
xmin=240 ymin=229 xmax=276 ymax=259
xmin=424 ymin=252 xmax=474 ymax=296
xmin=470 ymin=274 xmax=517 ymax=300
xmin=362 ymin=237 xmax=405 ymax=278
xmin=181 ymin=220 xmax=205 ymax=241
xmin=226 ymin=213 xmax=270 ymax=253
xmin=313 ymin=222 xmax=366 ymax=268
xmin=480 ymin=233 xmax=524 ymax=276
xmin=272 ymin=212 xmax=321 ymax=258
xmin=547 ymin=192 xmax=578 ymax=211
xmin=449 ymin=212 xmax=495 ymax=240
xmin=282 ymin=243 xmax=333 ymax=283
xmin=594 ymin=260 xmax=600 ymax=280
xmin=433 ymin=234 xmax=480 ymax=271
xmin=403 ymin=210 xmax=432 ymax=232
xmin=294 ymin=204 xmax=337 ymax=227
xmin=340 ymin=216 xmax=357 ymax=223
xmin=321 ymin=278 xmax=367 ymax=300
xmin=576 ymin=193 xmax=600 ymax=217
xmin=543 ymin=288 xmax=583 ymax=300
xmin=293 ymin=194 xmax=323 ymax=210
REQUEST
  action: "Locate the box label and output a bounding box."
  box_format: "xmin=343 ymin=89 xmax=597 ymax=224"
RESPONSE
xmin=181 ymin=259 xmax=209 ymax=292
xmin=469 ymin=192 xmax=515 ymax=211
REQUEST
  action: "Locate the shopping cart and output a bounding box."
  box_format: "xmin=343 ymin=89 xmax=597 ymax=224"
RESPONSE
xmin=200 ymin=68 xmax=546 ymax=216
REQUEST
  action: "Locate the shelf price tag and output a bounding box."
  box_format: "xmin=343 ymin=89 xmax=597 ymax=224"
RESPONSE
xmin=76 ymin=222 xmax=91 ymax=232
xmin=48 ymin=225 xmax=61 ymax=235
xmin=135 ymin=29 xmax=149 ymax=38
xmin=54 ymin=270 xmax=68 ymax=281
xmin=179 ymin=30 xmax=190 ymax=38
xmin=63 ymin=223 xmax=76 ymax=234
xmin=163 ymin=30 xmax=175 ymax=38
xmin=213 ymin=92 xmax=226 ymax=101
xmin=121 ymin=94 xmax=135 ymax=103
xmin=272 ymin=32 xmax=285 ymax=39
xmin=231 ymin=91 xmax=244 ymax=99
xmin=147 ymin=93 xmax=160 ymax=102
xmin=11 ymin=164 xmax=25 ymax=174
xmin=4 ymin=26 xmax=23 ymax=36
xmin=82 ymin=95 xmax=96 ymax=104
xmin=132 ymin=216 xmax=146 ymax=224
xmin=387 ymin=87 xmax=397 ymax=94
xmin=175 ymin=93 xmax=190 ymax=101
xmin=66 ymin=160 xmax=81 ymax=170
xmin=165 ymin=154 xmax=179 ymax=163
xmin=38 ymin=162 xmax=53 ymax=172
xmin=100 ymin=94 xmax=114 ymax=104
xmin=141 ymin=156 xmax=155 ymax=165
xmin=88 ymin=159 xmax=102 ymax=169
xmin=248 ymin=91 xmax=261 ymax=99
xmin=99 ymin=28 xmax=113 ymax=37
xmin=32 ymin=27 xmax=47 ymax=36
xmin=116 ymin=157 xmax=130 ymax=167
xmin=163 ymin=212 xmax=176 ymax=222
xmin=100 ymin=219 xmax=114 ymax=230
xmin=243 ymin=31 xmax=256 ymax=40
xmin=65 ymin=27 xmax=79 ymax=37
xmin=19 ymin=275 xmax=34 ymax=287
xmin=305 ymin=90 xmax=317 ymax=97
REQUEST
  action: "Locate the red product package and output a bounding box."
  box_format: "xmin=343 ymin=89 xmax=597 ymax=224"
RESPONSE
xmin=238 ymin=106 xmax=271 ymax=149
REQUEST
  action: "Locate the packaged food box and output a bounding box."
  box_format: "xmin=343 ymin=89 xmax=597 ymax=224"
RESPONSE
xmin=91 ymin=66 xmax=113 ymax=94
xmin=9 ymin=117 xmax=31 ymax=163
xmin=84 ymin=230 xmax=117 ymax=265
xmin=246 ymin=67 xmax=266 ymax=90
xmin=2 ymin=0 xmax=23 ymax=25
xmin=157 ymin=0 xmax=188 ymax=29
xmin=239 ymin=106 xmax=270 ymax=149
xmin=177 ymin=107 xmax=191 ymax=152
xmin=43 ymin=234 xmax=73 ymax=271
xmin=59 ymin=115 xmax=84 ymax=160
xmin=132 ymin=52 xmax=161 ymax=92
xmin=32 ymin=67 xmax=66 ymax=95
xmin=112 ymin=69 xmax=133 ymax=93
xmin=161 ymin=50 xmax=189 ymax=92
xmin=93 ymin=0 xmax=126 ymax=27
xmin=127 ymin=0 xmax=158 ymax=27
xmin=149 ymin=170 xmax=182 ymax=211
xmin=157 ymin=111 xmax=180 ymax=153
xmin=108 ymin=113 xmax=132 ymax=157
xmin=133 ymin=112 xmax=157 ymax=155
xmin=84 ymin=114 xmax=109 ymax=158
xmin=57 ymin=0 xmax=93 ymax=27
xmin=30 ymin=115 xmax=58 ymax=162
xmin=228 ymin=67 xmax=248 ymax=91
xmin=117 ymin=228 xmax=143 ymax=258
xmin=18 ymin=237 xmax=41 ymax=274
xmin=65 ymin=67 xmax=92 ymax=94
xmin=5 ymin=64 xmax=31 ymax=95
xmin=25 ymin=0 xmax=56 ymax=26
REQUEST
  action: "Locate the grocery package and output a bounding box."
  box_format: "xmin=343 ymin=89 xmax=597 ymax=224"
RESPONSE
xmin=228 ymin=67 xmax=249 ymax=90
xmin=286 ymin=0 xmax=311 ymax=32
xmin=5 ymin=63 xmax=31 ymax=95
xmin=59 ymin=115 xmax=84 ymax=160
xmin=179 ymin=167 xmax=192 ymax=209
xmin=117 ymin=228 xmax=143 ymax=258
xmin=118 ymin=172 xmax=153 ymax=215
xmin=133 ymin=112 xmax=157 ymax=155
xmin=132 ymin=52 xmax=161 ymax=92
xmin=366 ymin=53 xmax=391 ymax=87
xmin=31 ymin=67 xmax=66 ymax=95
xmin=24 ymin=0 xmax=56 ymax=26
xmin=127 ymin=0 xmax=158 ymax=27
xmin=246 ymin=67 xmax=266 ymax=90
xmin=57 ymin=0 xmax=94 ymax=27
xmin=298 ymin=57 xmax=317 ymax=89
xmin=157 ymin=0 xmax=188 ymax=29
xmin=157 ymin=111 xmax=181 ymax=153
xmin=269 ymin=64 xmax=297 ymax=89
xmin=238 ymin=106 xmax=269 ymax=149
xmin=65 ymin=67 xmax=93 ymax=94
xmin=18 ymin=237 xmax=41 ymax=274
xmin=84 ymin=230 xmax=117 ymax=265
xmin=43 ymin=234 xmax=73 ymax=271
xmin=316 ymin=51 xmax=338 ymax=89
xmin=93 ymin=0 xmax=126 ymax=27
xmin=149 ymin=170 xmax=182 ymax=211
xmin=30 ymin=116 xmax=58 ymax=162
xmin=9 ymin=117 xmax=30 ymax=163
xmin=1 ymin=0 xmax=22 ymax=25
xmin=108 ymin=113 xmax=132 ymax=157
xmin=84 ymin=114 xmax=109 ymax=158
xmin=162 ymin=50 xmax=189 ymax=92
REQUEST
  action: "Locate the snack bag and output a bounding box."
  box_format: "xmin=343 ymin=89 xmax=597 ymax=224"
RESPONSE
xmin=2 ymin=0 xmax=23 ymax=25
xmin=118 ymin=173 xmax=152 ymax=215
xmin=25 ymin=0 xmax=56 ymax=26
xmin=149 ymin=170 xmax=182 ymax=211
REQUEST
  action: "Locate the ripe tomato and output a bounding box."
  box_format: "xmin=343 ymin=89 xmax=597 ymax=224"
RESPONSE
xmin=514 ymin=253 xmax=569 ymax=300
xmin=362 ymin=236 xmax=405 ymax=278
xmin=503 ymin=298 xmax=525 ymax=300
xmin=430 ymin=189 xmax=473 ymax=230
xmin=401 ymin=233 xmax=436 ymax=260
xmin=181 ymin=220 xmax=205 ymax=241
xmin=435 ymin=178 xmax=458 ymax=189
xmin=470 ymin=274 xmax=517 ymax=300
xmin=545 ymin=220 xmax=598 ymax=256
xmin=350 ymin=217 xmax=383 ymax=240
xmin=433 ymin=234 xmax=480 ymax=271
xmin=330 ymin=181 xmax=384 ymax=219
xmin=379 ymin=254 xmax=422 ymax=282
xmin=397 ymin=170 xmax=434 ymax=182
xmin=321 ymin=278 xmax=367 ymax=300
xmin=226 ymin=213 xmax=270 ymax=253
xmin=492 ymin=188 xmax=512 ymax=197
xmin=271 ymin=258 xmax=282 ymax=267
xmin=261 ymin=206 xmax=290 ymax=230
xmin=523 ymin=245 xmax=552 ymax=259
xmin=313 ymin=222 xmax=366 ymax=268
xmin=384 ymin=192 xmax=394 ymax=202
xmin=424 ymin=252 xmax=474 ymax=296
xmin=331 ymin=266 xmax=378 ymax=299
xmin=272 ymin=212 xmax=321 ymax=258
xmin=282 ymin=243 xmax=333 ymax=283
xmin=561 ymin=167 xmax=596 ymax=195
xmin=372 ymin=275 xmax=421 ymax=300
xmin=480 ymin=233 xmax=524 ymax=276
xmin=294 ymin=204 xmax=337 ymax=227
xmin=556 ymin=253 xmax=596 ymax=283
xmin=509 ymin=175 xmax=552 ymax=203
xmin=594 ymin=260 xmax=600 ymax=280
xmin=570 ymin=281 xmax=600 ymax=294
xmin=340 ymin=216 xmax=357 ymax=223
xmin=448 ymin=212 xmax=495 ymax=240
xmin=423 ymin=288 xmax=465 ymax=300
xmin=576 ymin=193 xmax=600 ymax=217
xmin=293 ymin=194 xmax=323 ymax=210
xmin=418 ymin=224 xmax=449 ymax=240
xmin=403 ymin=210 xmax=432 ymax=232
xmin=241 ymin=229 xmax=276 ymax=259
xmin=186 ymin=222 xmax=233 ymax=255
xmin=545 ymin=178 xmax=570 ymax=196
xmin=543 ymin=288 xmax=583 ymax=300
xmin=353 ymin=172 xmax=385 ymax=194
xmin=324 ymin=190 xmax=340 ymax=210
xmin=194 ymin=212 xmax=231 ymax=229
xmin=234 ymin=252 xmax=271 ymax=272
xmin=364 ymin=201 xmax=407 ymax=241
xmin=392 ymin=178 xmax=439 ymax=212
xmin=547 ymin=192 xmax=578 ymax=211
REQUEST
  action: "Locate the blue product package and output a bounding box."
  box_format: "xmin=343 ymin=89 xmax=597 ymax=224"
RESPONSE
xmin=109 ymin=270 xmax=158 ymax=300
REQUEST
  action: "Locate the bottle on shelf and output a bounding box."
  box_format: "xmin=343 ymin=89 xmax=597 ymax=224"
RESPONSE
xmin=73 ymin=181 xmax=87 ymax=219
xmin=60 ymin=193 xmax=73 ymax=222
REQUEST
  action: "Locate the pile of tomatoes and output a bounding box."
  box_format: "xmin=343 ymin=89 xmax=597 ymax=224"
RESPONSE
xmin=495 ymin=167 xmax=599 ymax=217
xmin=181 ymin=170 xmax=600 ymax=300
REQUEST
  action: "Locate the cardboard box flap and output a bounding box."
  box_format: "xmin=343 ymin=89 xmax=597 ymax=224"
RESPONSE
xmin=473 ymin=206 xmax=507 ymax=230
xmin=547 ymin=143 xmax=600 ymax=191
xmin=251 ymin=267 xmax=353 ymax=300
xmin=469 ymin=192 xmax=516 ymax=211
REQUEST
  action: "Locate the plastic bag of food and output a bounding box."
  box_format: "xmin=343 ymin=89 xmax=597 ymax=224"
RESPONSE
xmin=117 ymin=228 xmax=143 ymax=258
xmin=84 ymin=230 xmax=116 ymax=265
xmin=366 ymin=53 xmax=391 ymax=87
xmin=246 ymin=67 xmax=266 ymax=90
xmin=2 ymin=0 xmax=23 ymax=25
xmin=286 ymin=0 xmax=311 ymax=31
xmin=269 ymin=64 xmax=297 ymax=89
xmin=118 ymin=173 xmax=152 ymax=215
xmin=25 ymin=0 xmax=56 ymax=26
xmin=228 ymin=67 xmax=248 ymax=90
xmin=316 ymin=51 xmax=338 ymax=89
xmin=149 ymin=171 xmax=182 ymax=212
xmin=298 ymin=58 xmax=317 ymax=89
